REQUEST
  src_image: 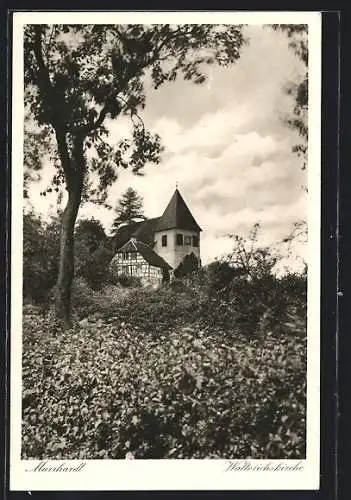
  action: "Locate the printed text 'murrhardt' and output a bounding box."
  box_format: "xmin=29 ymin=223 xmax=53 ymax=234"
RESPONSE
xmin=26 ymin=461 xmax=86 ymax=473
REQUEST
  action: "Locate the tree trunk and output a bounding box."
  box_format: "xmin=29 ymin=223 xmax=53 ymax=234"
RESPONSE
xmin=53 ymin=129 xmax=85 ymax=330
xmin=55 ymin=184 xmax=82 ymax=329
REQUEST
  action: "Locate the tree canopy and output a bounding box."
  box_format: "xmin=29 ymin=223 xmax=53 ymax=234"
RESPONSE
xmin=112 ymin=187 xmax=145 ymax=231
xmin=75 ymin=218 xmax=108 ymax=251
xmin=271 ymin=24 xmax=308 ymax=170
xmin=24 ymin=24 xmax=246 ymax=204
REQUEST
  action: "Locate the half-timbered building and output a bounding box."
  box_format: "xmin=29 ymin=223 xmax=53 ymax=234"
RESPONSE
xmin=110 ymin=189 xmax=202 ymax=286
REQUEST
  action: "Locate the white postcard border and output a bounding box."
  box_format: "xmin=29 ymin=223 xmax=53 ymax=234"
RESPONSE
xmin=10 ymin=10 xmax=322 ymax=491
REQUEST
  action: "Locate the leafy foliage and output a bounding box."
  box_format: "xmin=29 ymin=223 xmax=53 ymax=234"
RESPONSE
xmin=271 ymin=24 xmax=308 ymax=170
xmin=22 ymin=309 xmax=306 ymax=459
xmin=76 ymin=244 xmax=115 ymax=291
xmin=113 ymin=274 xmax=142 ymax=288
xmin=75 ymin=218 xmax=108 ymax=249
xmin=173 ymin=252 xmax=200 ymax=278
xmin=199 ymin=224 xmax=306 ymax=335
xmin=23 ymin=211 xmax=60 ymax=303
xmin=23 ymin=217 xmax=306 ymax=338
xmin=225 ymin=223 xmax=279 ymax=280
xmin=74 ymin=218 xmax=114 ymax=290
xmin=206 ymin=261 xmax=238 ymax=293
xmin=23 ymin=213 xmax=116 ymax=299
xmin=111 ymin=187 xmax=145 ymax=232
xmin=22 ymin=221 xmax=306 ymax=459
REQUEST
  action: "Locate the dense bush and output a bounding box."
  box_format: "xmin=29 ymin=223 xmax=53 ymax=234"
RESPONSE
xmin=63 ymin=263 xmax=306 ymax=340
xmin=23 ymin=212 xmax=117 ymax=301
xmin=174 ymin=252 xmax=200 ymax=278
xmin=67 ymin=278 xmax=131 ymax=320
xmin=75 ymin=244 xmax=115 ymax=291
xmin=22 ymin=218 xmax=307 ymax=459
xmin=74 ymin=219 xmax=115 ymax=291
xmin=206 ymin=260 xmax=239 ymax=293
xmin=195 ymin=228 xmax=307 ymax=337
xmin=23 ymin=213 xmax=305 ymax=340
xmin=113 ymin=274 xmax=142 ymax=288
xmin=23 ymin=212 xmax=60 ymax=303
xmin=198 ymin=272 xmax=306 ymax=338
xmin=22 ymin=312 xmax=306 ymax=460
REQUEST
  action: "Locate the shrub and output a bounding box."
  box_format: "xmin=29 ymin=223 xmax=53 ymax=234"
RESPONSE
xmin=169 ymin=278 xmax=187 ymax=292
xmin=23 ymin=302 xmax=44 ymax=316
xmin=205 ymin=260 xmax=238 ymax=294
xmin=64 ymin=261 xmax=306 ymax=341
xmin=22 ymin=314 xmax=306 ymax=460
xmin=174 ymin=253 xmax=199 ymax=278
xmin=21 ymin=220 xmax=307 ymax=459
xmin=69 ymin=277 xmax=102 ymax=319
xmin=23 ymin=212 xmax=60 ymax=304
xmin=74 ymin=219 xmax=114 ymax=291
xmin=76 ymin=245 xmax=115 ymax=291
xmin=115 ymin=274 xmax=142 ymax=288
xmin=100 ymin=282 xmax=203 ymax=335
xmin=23 ymin=212 xmax=116 ymax=304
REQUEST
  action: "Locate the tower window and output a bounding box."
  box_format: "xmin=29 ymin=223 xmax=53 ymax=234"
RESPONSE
xmin=184 ymin=236 xmax=191 ymax=245
xmin=162 ymin=235 xmax=167 ymax=247
xmin=176 ymin=233 xmax=183 ymax=246
xmin=192 ymin=235 xmax=199 ymax=247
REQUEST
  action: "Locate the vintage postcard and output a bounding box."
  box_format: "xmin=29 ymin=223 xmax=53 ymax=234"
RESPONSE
xmin=10 ymin=10 xmax=321 ymax=491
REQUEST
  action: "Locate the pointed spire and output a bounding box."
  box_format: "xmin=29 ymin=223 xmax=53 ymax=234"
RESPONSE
xmin=156 ymin=189 xmax=202 ymax=232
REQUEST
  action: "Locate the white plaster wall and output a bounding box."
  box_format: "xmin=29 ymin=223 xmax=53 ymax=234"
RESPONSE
xmin=154 ymin=229 xmax=200 ymax=270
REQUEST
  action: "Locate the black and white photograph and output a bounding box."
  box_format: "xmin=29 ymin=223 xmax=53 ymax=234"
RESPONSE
xmin=10 ymin=11 xmax=321 ymax=491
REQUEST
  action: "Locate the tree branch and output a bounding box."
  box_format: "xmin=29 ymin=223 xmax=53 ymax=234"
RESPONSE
xmin=153 ymin=26 xmax=194 ymax=60
xmin=45 ymin=25 xmax=57 ymax=62
xmin=33 ymin=26 xmax=52 ymax=92
xmin=33 ymin=26 xmax=67 ymax=131
xmin=116 ymin=95 xmax=145 ymax=138
xmin=76 ymin=93 xmax=145 ymax=141
xmin=77 ymin=105 xmax=110 ymax=137
xmin=73 ymin=27 xmax=195 ymax=139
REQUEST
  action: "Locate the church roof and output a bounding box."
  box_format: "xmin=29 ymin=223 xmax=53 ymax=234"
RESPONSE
xmin=117 ymin=238 xmax=172 ymax=270
xmin=111 ymin=217 xmax=160 ymax=252
xmin=156 ymin=189 xmax=202 ymax=232
xmin=111 ymin=189 xmax=201 ymax=252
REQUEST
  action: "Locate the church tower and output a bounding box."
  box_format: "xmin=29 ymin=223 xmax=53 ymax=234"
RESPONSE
xmin=154 ymin=188 xmax=202 ymax=271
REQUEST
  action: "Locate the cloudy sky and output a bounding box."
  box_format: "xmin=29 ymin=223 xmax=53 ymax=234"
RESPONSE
xmin=27 ymin=25 xmax=307 ymax=269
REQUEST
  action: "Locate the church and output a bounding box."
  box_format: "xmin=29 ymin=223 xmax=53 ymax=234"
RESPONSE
xmin=110 ymin=189 xmax=202 ymax=286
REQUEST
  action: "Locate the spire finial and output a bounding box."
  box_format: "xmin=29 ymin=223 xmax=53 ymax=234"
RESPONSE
xmin=176 ymin=181 xmax=179 ymax=190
